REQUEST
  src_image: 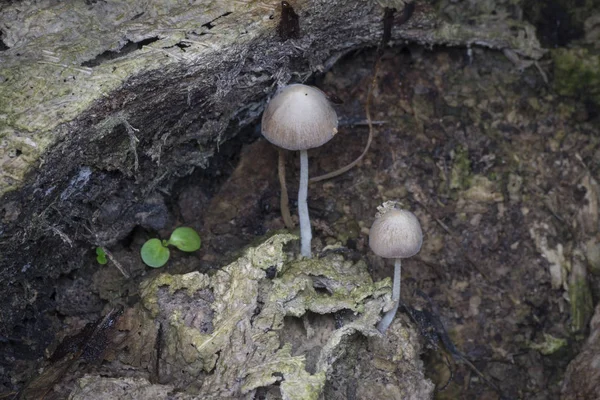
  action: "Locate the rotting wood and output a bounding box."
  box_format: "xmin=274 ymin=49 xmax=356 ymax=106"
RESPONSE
xmin=0 ymin=0 xmax=543 ymax=351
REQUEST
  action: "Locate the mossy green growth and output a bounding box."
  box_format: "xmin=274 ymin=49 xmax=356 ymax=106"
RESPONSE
xmin=334 ymin=218 xmax=361 ymax=245
xmin=552 ymin=48 xmax=600 ymax=106
xmin=529 ymin=333 xmax=568 ymax=355
xmin=568 ymin=276 xmax=594 ymax=333
xmin=271 ymin=257 xmax=384 ymax=316
xmin=462 ymin=175 xmax=504 ymax=203
xmin=450 ymin=146 xmax=472 ymax=190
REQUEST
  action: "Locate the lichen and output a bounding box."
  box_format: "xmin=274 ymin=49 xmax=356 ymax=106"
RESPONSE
xmin=140 ymin=271 xmax=211 ymax=317
xmin=69 ymin=376 xmax=177 ymax=399
xmin=529 ymin=333 xmax=568 ymax=355
xmin=129 ymin=233 xmax=398 ymax=398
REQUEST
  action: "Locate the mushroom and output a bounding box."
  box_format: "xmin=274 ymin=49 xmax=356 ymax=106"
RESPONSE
xmin=262 ymin=84 xmax=338 ymax=258
xmin=369 ymin=201 xmax=423 ymax=333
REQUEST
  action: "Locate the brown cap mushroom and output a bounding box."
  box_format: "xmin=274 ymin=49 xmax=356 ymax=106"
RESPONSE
xmin=262 ymin=84 xmax=338 ymax=151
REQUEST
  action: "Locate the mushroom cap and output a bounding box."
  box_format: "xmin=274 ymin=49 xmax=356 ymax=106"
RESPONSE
xmin=261 ymin=84 xmax=338 ymax=151
xmin=369 ymin=208 xmax=423 ymax=259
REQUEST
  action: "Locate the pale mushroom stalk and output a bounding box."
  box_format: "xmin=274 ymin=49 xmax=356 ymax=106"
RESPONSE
xmin=377 ymin=258 xmax=401 ymax=333
xmin=298 ymin=149 xmax=312 ymax=257
xmin=261 ymin=84 xmax=338 ymax=259
xmin=369 ymin=202 xmax=423 ymax=334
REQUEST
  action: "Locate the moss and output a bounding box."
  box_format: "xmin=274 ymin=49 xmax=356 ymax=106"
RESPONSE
xmin=568 ymin=277 xmax=594 ymax=333
xmin=552 ymin=48 xmax=600 ymax=106
xmin=450 ymin=146 xmax=472 ymax=190
xmin=529 ymin=333 xmax=568 ymax=355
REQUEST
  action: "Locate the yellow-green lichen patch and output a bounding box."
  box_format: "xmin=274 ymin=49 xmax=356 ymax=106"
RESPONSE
xmin=241 ymin=344 xmax=327 ymax=400
xmin=69 ymin=376 xmax=176 ymax=400
xmin=133 ymin=233 xmax=392 ymax=398
xmin=529 ymin=333 xmax=568 ymax=356
xmin=140 ymin=271 xmax=211 ymax=317
xmin=268 ymin=256 xmax=384 ymax=317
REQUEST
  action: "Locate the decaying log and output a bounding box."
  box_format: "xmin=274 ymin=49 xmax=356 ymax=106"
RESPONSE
xmin=0 ymin=0 xmax=543 ymax=345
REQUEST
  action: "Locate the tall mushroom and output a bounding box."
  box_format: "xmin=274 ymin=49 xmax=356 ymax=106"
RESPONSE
xmin=261 ymin=84 xmax=338 ymax=258
xmin=369 ymin=201 xmax=423 ymax=333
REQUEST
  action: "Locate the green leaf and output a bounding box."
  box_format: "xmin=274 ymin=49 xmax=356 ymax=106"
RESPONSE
xmin=167 ymin=227 xmax=201 ymax=252
xmin=96 ymin=247 xmax=108 ymax=265
xmin=141 ymin=238 xmax=170 ymax=268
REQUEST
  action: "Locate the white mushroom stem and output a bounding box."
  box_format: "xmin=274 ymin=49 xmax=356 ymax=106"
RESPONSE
xmin=377 ymin=258 xmax=401 ymax=333
xmin=298 ymin=149 xmax=312 ymax=258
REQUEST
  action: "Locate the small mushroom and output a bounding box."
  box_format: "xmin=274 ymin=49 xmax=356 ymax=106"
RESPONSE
xmin=262 ymin=84 xmax=338 ymax=258
xmin=369 ymin=201 xmax=423 ymax=333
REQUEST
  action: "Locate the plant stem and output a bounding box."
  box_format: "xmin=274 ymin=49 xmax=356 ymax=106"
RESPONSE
xmin=308 ymin=34 xmax=382 ymax=184
xmin=377 ymin=258 xmax=401 ymax=333
xmin=278 ymin=149 xmax=294 ymax=229
xmin=298 ymin=149 xmax=312 ymax=258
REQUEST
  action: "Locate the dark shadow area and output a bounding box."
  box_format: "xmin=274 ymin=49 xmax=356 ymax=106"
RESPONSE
xmin=523 ymin=0 xmax=584 ymax=47
xmin=0 ymin=30 xmax=8 ymax=51
xmin=81 ymin=37 xmax=160 ymax=67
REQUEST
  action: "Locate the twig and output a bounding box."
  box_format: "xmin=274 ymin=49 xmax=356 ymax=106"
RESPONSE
xmin=309 ymin=67 xmax=377 ymax=183
xmin=101 ymin=247 xmax=131 ymax=279
xmin=122 ymin=120 xmax=140 ymax=171
xmin=309 ymin=6 xmax=396 ymax=183
xmin=81 ymin=223 xmax=131 ymax=278
xmin=49 ymin=226 xmax=74 ymax=247
xmin=278 ymin=149 xmax=295 ymax=229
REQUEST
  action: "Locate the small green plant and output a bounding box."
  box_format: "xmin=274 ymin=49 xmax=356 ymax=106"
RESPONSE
xmin=141 ymin=227 xmax=201 ymax=268
xmin=96 ymin=247 xmax=108 ymax=265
